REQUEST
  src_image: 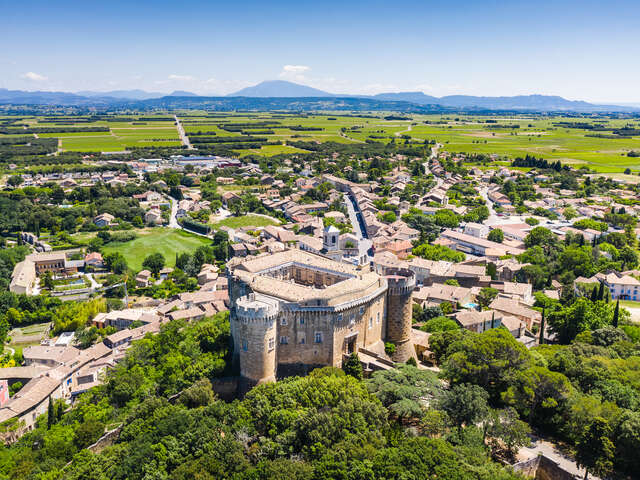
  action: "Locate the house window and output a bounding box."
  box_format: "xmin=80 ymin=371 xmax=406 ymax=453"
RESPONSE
xmin=268 ymin=338 xmax=275 ymax=350
xmin=280 ymin=336 xmax=288 ymax=345
xmin=300 ymin=336 xmax=306 ymax=344
xmin=242 ymin=339 xmax=248 ymax=351
xmin=369 ymin=317 xmax=373 ymax=329
xmin=337 ymin=313 xmax=343 ymax=322
xmin=359 ymin=306 xmax=365 ymax=315
xmin=377 ymin=312 xmax=380 ymax=324
xmin=281 ymin=318 xmax=287 ymax=326
xmin=300 ymin=318 xmax=305 ymax=325
xmin=315 ymin=332 xmax=323 ymax=344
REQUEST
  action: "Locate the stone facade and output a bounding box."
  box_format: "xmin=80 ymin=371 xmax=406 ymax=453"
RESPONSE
xmin=227 ymin=249 xmax=415 ymax=387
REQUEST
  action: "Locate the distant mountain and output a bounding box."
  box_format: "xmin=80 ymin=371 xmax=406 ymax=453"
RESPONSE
xmin=0 ymin=84 xmax=637 ymax=112
xmin=77 ymin=89 xmax=165 ymax=100
xmin=168 ymin=90 xmax=197 ymax=97
xmin=436 ymin=94 xmax=599 ymax=111
xmin=374 ymin=91 xmax=440 ymax=104
xmin=229 ymin=80 xmax=332 ymax=97
xmin=373 ymin=91 xmax=616 ymax=111
xmin=0 ymin=88 xmax=111 ymax=105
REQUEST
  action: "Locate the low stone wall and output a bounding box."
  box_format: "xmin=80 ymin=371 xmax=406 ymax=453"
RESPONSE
xmin=87 ymin=426 xmax=122 ymax=454
xmin=210 ymin=377 xmax=239 ymax=401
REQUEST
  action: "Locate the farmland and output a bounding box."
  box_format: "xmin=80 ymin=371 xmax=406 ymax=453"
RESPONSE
xmin=2 ymin=111 xmax=640 ymax=173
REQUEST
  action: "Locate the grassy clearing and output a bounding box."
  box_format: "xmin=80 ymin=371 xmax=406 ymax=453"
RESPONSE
xmin=102 ymin=228 xmax=212 ymax=271
xmin=212 ymin=214 xmax=280 ymax=229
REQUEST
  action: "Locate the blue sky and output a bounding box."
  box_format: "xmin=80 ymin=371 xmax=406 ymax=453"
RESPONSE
xmin=2 ymin=0 xmax=640 ymax=102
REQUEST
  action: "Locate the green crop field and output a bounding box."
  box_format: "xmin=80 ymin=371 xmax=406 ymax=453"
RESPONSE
xmin=3 ymin=111 xmax=640 ymax=173
xmin=211 ymin=214 xmax=280 ymax=229
xmin=102 ymin=228 xmax=211 ymax=271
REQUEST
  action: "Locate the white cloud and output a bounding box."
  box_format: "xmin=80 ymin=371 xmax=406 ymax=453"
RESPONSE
xmin=279 ymin=65 xmax=311 ymax=82
xmin=414 ymin=83 xmax=434 ymax=92
xmin=168 ymin=74 xmax=195 ymax=81
xmin=21 ymin=72 xmax=47 ymax=82
xmin=281 ymin=65 xmax=310 ymax=75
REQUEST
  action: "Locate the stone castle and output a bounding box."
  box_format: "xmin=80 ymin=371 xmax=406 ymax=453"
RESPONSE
xmin=227 ymin=249 xmax=415 ymax=386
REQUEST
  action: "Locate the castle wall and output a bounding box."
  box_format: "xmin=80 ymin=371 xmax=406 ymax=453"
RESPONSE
xmin=232 ymin=294 xmax=279 ymax=385
xmin=274 ymin=291 xmax=387 ymax=371
xmin=384 ymin=269 xmax=416 ymax=362
xmin=228 ymin=251 xmax=417 ymax=387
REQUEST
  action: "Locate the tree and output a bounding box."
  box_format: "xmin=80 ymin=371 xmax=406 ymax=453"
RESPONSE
xmin=178 ymin=378 xmax=216 ymax=408
xmin=575 ymin=417 xmax=614 ymax=480
xmin=539 ymin=308 xmax=545 ymax=345
xmin=47 ymin=396 xmax=54 ymax=430
xmin=7 ymin=175 xmax=24 ymax=187
xmin=443 ymin=328 xmax=532 ymax=401
xmin=142 ymin=252 xmax=165 ymax=275
xmin=104 ymin=252 xmax=128 ymax=274
xmin=547 ymin=297 xmax=617 ymax=344
xmin=438 ymin=383 xmax=489 ymax=430
xmin=503 ymin=366 xmax=572 ymax=426
xmin=422 ymin=316 xmax=459 ymax=333
xmin=343 ymin=352 xmax=363 ymax=380
xmin=444 ymin=279 xmax=460 ymax=286
xmin=613 ymin=299 xmax=620 ymax=328
xmin=41 ymin=271 xmax=54 ymax=290
xmin=132 ymin=215 xmax=143 ymax=228
xmin=484 ymin=407 xmax=531 ymax=457
xmin=476 ymin=287 xmax=499 ymax=309
xmin=488 ymin=228 xmax=504 ymax=243
xmin=434 ymin=209 xmax=461 ymax=228
xmin=486 ymin=262 xmax=497 ymax=280
xmin=524 ymin=226 xmax=556 ymax=250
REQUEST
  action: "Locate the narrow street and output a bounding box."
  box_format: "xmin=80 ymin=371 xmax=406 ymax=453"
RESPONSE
xmin=344 ymin=192 xmax=372 ymax=254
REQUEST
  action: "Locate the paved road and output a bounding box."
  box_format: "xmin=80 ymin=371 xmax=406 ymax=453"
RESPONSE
xmin=174 ymin=115 xmax=194 ymax=149
xmin=168 ymin=196 xmax=180 ymax=228
xmin=394 ymin=123 xmax=413 ymax=137
xmin=344 ymin=193 xmax=366 ymax=240
xmin=479 ymin=186 xmax=499 ymax=224
xmin=86 ymin=273 xmax=101 ymax=291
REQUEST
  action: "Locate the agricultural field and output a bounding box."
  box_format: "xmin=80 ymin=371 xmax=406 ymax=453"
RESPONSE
xmin=0 ymin=114 xmax=180 ymax=154
xmin=2 ymin=111 xmax=640 ymax=173
xmin=102 ymin=228 xmax=212 ymax=271
xmin=211 ymin=213 xmax=280 ymax=229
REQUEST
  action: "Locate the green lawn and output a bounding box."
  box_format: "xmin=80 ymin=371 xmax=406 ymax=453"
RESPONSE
xmin=102 ymin=228 xmax=212 ymax=271
xmin=212 ymin=214 xmax=280 ymax=229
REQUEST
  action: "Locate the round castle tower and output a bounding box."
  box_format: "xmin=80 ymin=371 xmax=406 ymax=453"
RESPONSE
xmin=234 ymin=294 xmax=279 ymax=386
xmin=384 ymin=268 xmax=416 ymax=362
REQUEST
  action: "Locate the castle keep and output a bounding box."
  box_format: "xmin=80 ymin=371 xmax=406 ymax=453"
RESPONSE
xmin=227 ymin=249 xmax=415 ymax=386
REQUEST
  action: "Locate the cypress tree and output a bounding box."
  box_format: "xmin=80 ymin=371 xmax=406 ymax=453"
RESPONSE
xmin=539 ymin=308 xmax=545 ymax=345
xmin=597 ymin=282 xmax=604 ymax=301
xmin=613 ymin=300 xmax=620 ymax=328
xmin=47 ymin=396 xmax=54 ymax=430
xmin=590 ymin=285 xmax=598 ymax=302
xmin=343 ymin=352 xmax=363 ymax=380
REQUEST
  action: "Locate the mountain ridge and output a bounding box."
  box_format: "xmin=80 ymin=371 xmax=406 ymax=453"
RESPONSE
xmin=0 ymin=82 xmax=636 ymax=112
